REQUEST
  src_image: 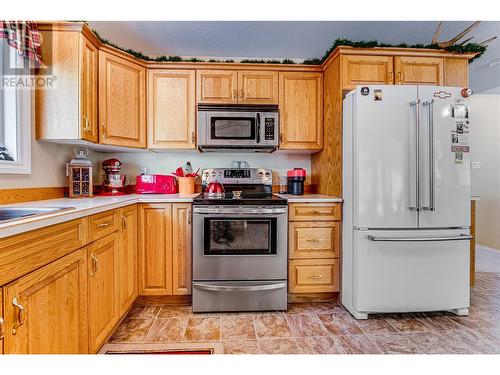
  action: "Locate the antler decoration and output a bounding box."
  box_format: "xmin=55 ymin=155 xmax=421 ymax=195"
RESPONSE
xmin=432 ymin=21 xmax=483 ymax=48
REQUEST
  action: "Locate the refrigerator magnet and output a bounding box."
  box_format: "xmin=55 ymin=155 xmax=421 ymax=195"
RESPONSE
xmin=455 ymin=152 xmax=464 ymax=164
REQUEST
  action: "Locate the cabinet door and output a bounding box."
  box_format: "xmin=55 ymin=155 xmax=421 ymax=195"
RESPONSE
xmin=444 ymin=58 xmax=469 ymax=87
xmin=237 ymin=71 xmax=279 ymax=104
xmin=118 ymin=205 xmax=138 ymax=315
xmin=138 ymin=204 xmax=173 ymax=295
xmin=196 ymin=70 xmax=238 ymax=104
xmin=80 ymin=36 xmax=98 ymax=143
xmin=2 ymin=248 xmax=88 ymax=354
xmin=172 ymin=203 xmax=192 ymax=295
xmin=394 ymin=56 xmax=444 ymax=85
xmin=88 ymin=233 xmax=119 ymax=353
xmin=148 ymin=70 xmax=196 ymax=149
xmin=341 ymin=55 xmax=394 ymax=90
xmin=289 ymin=222 xmax=340 ymax=259
xmin=279 ymin=72 xmax=323 ymax=150
xmin=99 ymin=51 xmax=146 ymax=148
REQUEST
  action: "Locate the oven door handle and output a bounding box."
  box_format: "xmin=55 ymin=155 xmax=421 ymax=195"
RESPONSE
xmin=194 ymin=208 xmax=287 ymax=215
xmin=193 ymin=283 xmax=286 ymax=292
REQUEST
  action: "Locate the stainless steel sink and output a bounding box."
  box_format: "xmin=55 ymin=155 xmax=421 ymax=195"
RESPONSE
xmin=0 ymin=207 xmax=75 ymax=223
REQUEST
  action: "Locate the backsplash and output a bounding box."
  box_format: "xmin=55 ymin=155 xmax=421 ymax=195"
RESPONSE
xmin=95 ymin=151 xmax=312 ymax=185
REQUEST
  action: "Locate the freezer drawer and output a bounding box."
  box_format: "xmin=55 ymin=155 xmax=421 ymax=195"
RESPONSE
xmin=192 ymin=280 xmax=287 ymax=312
xmin=351 ymin=229 xmax=470 ymax=314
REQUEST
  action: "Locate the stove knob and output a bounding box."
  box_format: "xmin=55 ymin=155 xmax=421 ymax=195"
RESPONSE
xmin=258 ymin=171 xmax=264 ymax=178
xmin=204 ymin=172 xmax=209 ymax=178
xmin=211 ymin=172 xmax=216 ymax=177
xmin=265 ymin=172 xmax=271 ymax=178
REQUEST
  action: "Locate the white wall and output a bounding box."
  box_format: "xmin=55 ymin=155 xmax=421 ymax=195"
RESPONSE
xmin=96 ymin=151 xmax=312 ymax=185
xmin=469 ymin=93 xmax=500 ymax=250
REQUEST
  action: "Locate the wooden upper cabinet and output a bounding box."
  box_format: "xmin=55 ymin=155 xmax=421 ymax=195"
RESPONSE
xmin=0 ymin=291 xmax=3 ymax=354
xmin=148 ymin=70 xmax=196 ymax=149
xmin=394 ymin=56 xmax=444 ymax=85
xmin=138 ymin=204 xmax=173 ymax=296
xmin=36 ymin=31 xmax=99 ymax=142
xmin=237 ymin=71 xmax=279 ymax=104
xmin=172 ymin=203 xmax=192 ymax=295
xmin=117 ymin=205 xmax=138 ymax=315
xmin=2 ymin=248 xmax=88 ymax=354
xmin=88 ymin=233 xmax=119 ymax=353
xmin=341 ymin=55 xmax=394 ymax=90
xmin=279 ymin=72 xmax=323 ymax=150
xmin=444 ymin=58 xmax=469 ymax=87
xmin=197 ymin=70 xmax=238 ymax=104
xmin=80 ymin=36 xmax=99 ymax=142
xmin=99 ymin=51 xmax=146 ymax=148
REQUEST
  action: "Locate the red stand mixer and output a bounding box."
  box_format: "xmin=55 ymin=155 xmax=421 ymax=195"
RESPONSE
xmin=101 ymin=158 xmax=127 ymax=195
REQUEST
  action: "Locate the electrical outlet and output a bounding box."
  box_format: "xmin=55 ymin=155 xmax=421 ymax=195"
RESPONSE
xmin=471 ymin=161 xmax=481 ymax=169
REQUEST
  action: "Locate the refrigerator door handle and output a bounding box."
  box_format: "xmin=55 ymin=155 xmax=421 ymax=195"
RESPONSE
xmin=368 ymin=234 xmax=473 ymax=242
xmin=409 ymin=100 xmax=420 ymax=211
xmin=422 ymin=99 xmax=435 ymax=211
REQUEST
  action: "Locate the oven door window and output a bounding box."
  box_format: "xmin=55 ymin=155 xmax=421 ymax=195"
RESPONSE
xmin=210 ymin=117 xmax=256 ymax=140
xmin=204 ymin=217 xmax=277 ymax=255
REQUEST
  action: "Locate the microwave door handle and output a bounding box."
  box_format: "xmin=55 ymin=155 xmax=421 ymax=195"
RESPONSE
xmin=256 ymin=113 xmax=261 ymax=143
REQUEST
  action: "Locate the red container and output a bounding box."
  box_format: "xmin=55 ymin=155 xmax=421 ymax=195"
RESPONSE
xmin=287 ymin=168 xmax=306 ymax=178
xmin=287 ymin=168 xmax=307 ymax=195
xmin=136 ymin=174 xmax=178 ymax=194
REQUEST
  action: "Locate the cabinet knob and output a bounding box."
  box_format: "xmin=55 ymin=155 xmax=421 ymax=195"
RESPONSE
xmin=82 ymin=115 xmax=90 ymax=132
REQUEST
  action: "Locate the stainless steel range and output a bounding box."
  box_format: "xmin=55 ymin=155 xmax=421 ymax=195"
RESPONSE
xmin=192 ymin=168 xmax=288 ymax=312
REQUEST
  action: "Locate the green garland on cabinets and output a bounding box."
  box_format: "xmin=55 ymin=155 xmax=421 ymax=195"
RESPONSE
xmin=91 ymin=28 xmax=486 ymax=65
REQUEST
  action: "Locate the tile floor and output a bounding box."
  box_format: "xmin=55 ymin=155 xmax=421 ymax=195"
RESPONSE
xmin=108 ymin=249 xmax=500 ymax=354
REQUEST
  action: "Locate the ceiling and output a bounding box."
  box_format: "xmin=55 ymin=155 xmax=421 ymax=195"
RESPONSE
xmin=88 ymin=21 xmax=500 ymax=92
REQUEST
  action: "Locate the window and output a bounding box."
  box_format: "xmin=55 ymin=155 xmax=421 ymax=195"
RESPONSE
xmin=0 ymin=39 xmax=31 ymax=174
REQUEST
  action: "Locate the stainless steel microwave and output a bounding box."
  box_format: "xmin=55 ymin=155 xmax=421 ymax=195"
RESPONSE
xmin=197 ymin=105 xmax=279 ymax=152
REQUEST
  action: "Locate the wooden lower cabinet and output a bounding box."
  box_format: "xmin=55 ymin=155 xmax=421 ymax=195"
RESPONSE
xmin=138 ymin=203 xmax=192 ymax=297
xmin=2 ymin=248 xmax=88 ymax=354
xmin=289 ymin=221 xmax=339 ymax=259
xmin=117 ymin=205 xmax=138 ymax=314
xmin=88 ymin=233 xmax=119 ymax=353
xmin=289 ymin=259 xmax=339 ymax=293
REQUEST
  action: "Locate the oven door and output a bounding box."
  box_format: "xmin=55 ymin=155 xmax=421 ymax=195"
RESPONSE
xmin=193 ymin=206 xmax=288 ymax=280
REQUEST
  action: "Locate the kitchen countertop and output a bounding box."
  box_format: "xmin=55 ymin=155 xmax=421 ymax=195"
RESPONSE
xmin=0 ymin=193 xmax=342 ymax=238
xmin=275 ymin=194 xmax=343 ymax=203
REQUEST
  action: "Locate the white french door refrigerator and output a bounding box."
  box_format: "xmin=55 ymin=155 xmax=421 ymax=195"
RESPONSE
xmin=342 ymin=85 xmax=472 ymax=319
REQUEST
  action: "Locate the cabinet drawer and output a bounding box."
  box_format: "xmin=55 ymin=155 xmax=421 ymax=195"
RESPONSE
xmin=289 ymin=259 xmax=339 ymax=293
xmin=0 ymin=218 xmax=88 ymax=286
xmin=289 ymin=222 xmax=339 ymax=259
xmin=289 ymin=203 xmax=341 ymax=221
xmin=89 ymin=209 xmax=119 ymax=242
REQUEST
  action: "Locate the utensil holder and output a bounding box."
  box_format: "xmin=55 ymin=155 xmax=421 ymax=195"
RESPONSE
xmin=178 ymin=176 xmax=195 ymax=195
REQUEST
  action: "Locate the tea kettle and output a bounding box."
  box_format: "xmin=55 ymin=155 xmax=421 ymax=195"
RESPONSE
xmin=205 ymin=181 xmax=225 ymax=199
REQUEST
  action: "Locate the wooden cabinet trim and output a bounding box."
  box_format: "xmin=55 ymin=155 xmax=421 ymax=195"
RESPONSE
xmin=172 ymin=203 xmax=192 ymax=295
xmin=117 ymin=205 xmax=138 ymax=314
xmin=80 ymin=35 xmax=99 ymax=142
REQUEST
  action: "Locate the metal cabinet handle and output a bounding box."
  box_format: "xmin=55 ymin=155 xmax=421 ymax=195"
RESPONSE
xmin=306 ymin=238 xmax=323 ymax=243
xmin=91 ymin=254 xmax=99 ymax=276
xmin=387 ymin=71 xmax=394 ymax=83
xmin=191 ymin=131 xmax=196 ymax=144
xmin=101 ymin=122 xmax=107 ymax=138
xmin=240 ymin=88 xmax=244 ymax=99
xmin=187 ymin=210 xmax=192 ymax=225
xmin=82 ymin=115 xmax=90 ymax=132
xmin=423 ymin=99 xmax=435 ymax=211
xmin=0 ymin=316 xmax=5 ymax=340
xmin=409 ymin=100 xmax=420 ymax=211
xmin=368 ymin=234 xmax=473 ymax=242
xmin=121 ymin=216 xmax=127 ymax=231
xmin=233 ymin=89 xmax=237 ymax=99
xmin=97 ymin=221 xmax=112 ymax=228
xmin=307 ymin=275 xmax=323 ymax=280
xmin=397 ymin=71 xmax=403 ymax=84
xmin=12 ymin=297 xmax=25 ymax=335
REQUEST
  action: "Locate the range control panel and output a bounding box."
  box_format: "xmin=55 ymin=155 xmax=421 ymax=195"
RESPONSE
xmin=201 ymin=168 xmax=273 ymax=186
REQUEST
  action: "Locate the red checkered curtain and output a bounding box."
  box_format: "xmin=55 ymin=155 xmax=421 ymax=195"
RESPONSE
xmin=0 ymin=21 xmax=42 ymax=63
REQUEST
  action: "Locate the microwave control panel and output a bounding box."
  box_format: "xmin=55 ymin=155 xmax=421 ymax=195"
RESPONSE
xmin=264 ymin=118 xmax=275 ymax=140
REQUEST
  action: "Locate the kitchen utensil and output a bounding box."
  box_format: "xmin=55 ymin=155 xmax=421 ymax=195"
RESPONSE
xmin=205 ymin=181 xmax=225 ymax=199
